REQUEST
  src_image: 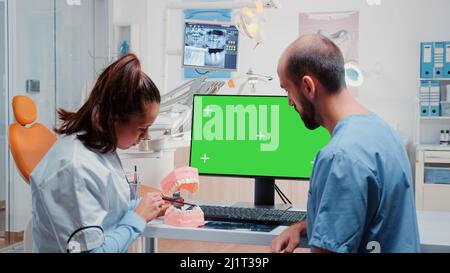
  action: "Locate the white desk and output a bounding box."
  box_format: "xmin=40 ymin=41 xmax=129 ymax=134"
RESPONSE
xmin=142 ymin=209 xmax=450 ymax=253
xmin=143 ymin=218 xmax=293 ymax=251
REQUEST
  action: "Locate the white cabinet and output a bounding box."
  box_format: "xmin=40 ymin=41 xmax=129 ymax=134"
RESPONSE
xmin=415 ymin=78 xmax=450 ymax=211
xmin=416 ymin=79 xmax=450 ymax=145
xmin=415 ymin=147 xmax=450 ymax=211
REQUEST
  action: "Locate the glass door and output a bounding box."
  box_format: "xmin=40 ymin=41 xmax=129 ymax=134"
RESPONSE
xmin=55 ymin=0 xmax=111 ymax=116
xmin=0 ymin=0 xmax=8 ymax=241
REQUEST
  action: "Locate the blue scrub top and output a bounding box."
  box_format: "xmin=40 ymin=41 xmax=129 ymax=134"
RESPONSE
xmin=307 ymin=113 xmax=420 ymax=253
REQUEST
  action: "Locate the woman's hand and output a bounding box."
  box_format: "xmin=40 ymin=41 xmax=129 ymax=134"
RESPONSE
xmin=138 ymin=184 xmax=188 ymax=218
xmin=134 ymin=192 xmax=165 ymax=222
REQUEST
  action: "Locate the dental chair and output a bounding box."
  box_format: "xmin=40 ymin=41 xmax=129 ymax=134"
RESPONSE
xmin=8 ymin=95 xmax=57 ymax=252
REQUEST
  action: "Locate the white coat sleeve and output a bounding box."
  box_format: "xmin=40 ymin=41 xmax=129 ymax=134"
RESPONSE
xmin=37 ymin=162 xmax=145 ymax=253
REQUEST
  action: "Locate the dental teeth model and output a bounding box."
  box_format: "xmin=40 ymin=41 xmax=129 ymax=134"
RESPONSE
xmin=163 ymin=205 xmax=205 ymax=228
xmin=160 ymin=167 xmax=204 ymax=227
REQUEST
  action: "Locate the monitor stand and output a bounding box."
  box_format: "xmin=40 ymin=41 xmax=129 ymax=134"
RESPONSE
xmin=234 ymin=177 xmax=292 ymax=211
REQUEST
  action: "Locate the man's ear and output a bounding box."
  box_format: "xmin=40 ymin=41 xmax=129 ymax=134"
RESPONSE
xmin=301 ymin=76 xmax=316 ymax=101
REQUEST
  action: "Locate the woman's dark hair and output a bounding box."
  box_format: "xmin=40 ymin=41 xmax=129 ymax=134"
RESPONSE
xmin=55 ymin=53 xmax=161 ymax=153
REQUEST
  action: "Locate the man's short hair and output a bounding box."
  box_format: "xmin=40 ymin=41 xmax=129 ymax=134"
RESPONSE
xmin=286 ymin=35 xmax=346 ymax=94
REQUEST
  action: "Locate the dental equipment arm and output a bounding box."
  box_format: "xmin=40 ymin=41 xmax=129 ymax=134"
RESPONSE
xmin=151 ymin=77 xmax=225 ymax=137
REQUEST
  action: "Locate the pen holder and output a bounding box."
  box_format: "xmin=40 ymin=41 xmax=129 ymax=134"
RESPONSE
xmin=126 ymin=172 xmax=143 ymax=200
xmin=129 ymin=182 xmax=141 ymax=200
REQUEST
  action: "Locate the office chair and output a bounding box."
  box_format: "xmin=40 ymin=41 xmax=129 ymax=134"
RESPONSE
xmin=8 ymin=95 xmax=57 ymax=252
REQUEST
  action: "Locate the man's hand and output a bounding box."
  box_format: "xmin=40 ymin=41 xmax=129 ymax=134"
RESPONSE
xmin=270 ymin=220 xmax=307 ymax=253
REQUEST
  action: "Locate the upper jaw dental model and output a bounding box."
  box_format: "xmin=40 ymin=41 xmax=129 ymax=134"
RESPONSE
xmin=160 ymin=167 xmax=205 ymax=227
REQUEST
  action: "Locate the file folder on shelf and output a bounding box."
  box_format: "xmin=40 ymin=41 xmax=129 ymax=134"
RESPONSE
xmin=445 ymin=41 xmax=450 ymax=78
xmin=421 ymin=42 xmax=434 ymax=78
xmin=429 ymin=81 xmax=441 ymax=116
xmin=420 ymin=80 xmax=430 ymax=116
xmin=434 ymin=42 xmax=445 ymax=78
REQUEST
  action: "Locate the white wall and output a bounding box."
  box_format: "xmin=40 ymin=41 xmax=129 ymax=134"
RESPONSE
xmin=55 ymin=0 xmax=96 ymax=113
xmin=13 ymin=0 xmax=56 ymax=130
xmin=137 ymin=0 xmax=450 ymax=149
xmin=112 ymin=0 xmax=150 ymax=71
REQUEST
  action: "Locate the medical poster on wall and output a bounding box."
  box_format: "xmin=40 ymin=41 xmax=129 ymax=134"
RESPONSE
xmin=299 ymin=11 xmax=359 ymax=64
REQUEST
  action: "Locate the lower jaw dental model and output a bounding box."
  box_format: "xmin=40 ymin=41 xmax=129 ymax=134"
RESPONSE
xmin=160 ymin=167 xmax=205 ymax=227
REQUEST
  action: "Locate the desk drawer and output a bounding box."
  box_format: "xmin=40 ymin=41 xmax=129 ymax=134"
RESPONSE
xmin=425 ymin=167 xmax=450 ymax=184
xmin=424 ymin=151 xmax=450 ymax=163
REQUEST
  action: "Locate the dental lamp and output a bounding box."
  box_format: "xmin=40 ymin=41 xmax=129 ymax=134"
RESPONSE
xmin=233 ymin=6 xmax=265 ymax=48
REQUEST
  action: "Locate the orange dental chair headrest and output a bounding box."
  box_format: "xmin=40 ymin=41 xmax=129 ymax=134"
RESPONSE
xmin=13 ymin=96 xmax=38 ymax=126
xmin=9 ymin=96 xmax=57 ymax=183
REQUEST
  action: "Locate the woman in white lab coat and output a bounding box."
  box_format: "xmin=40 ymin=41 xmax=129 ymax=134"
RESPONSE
xmin=30 ymin=54 xmax=165 ymax=253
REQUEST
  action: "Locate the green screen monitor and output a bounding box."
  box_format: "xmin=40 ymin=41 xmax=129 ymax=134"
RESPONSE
xmin=189 ymin=95 xmax=331 ymax=207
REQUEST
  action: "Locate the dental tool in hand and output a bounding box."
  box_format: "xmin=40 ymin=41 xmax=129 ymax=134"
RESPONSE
xmin=162 ymin=196 xmax=197 ymax=208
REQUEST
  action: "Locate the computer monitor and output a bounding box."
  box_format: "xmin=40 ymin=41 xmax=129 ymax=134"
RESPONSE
xmin=183 ymin=20 xmax=239 ymax=71
xmin=189 ymin=95 xmax=331 ymax=208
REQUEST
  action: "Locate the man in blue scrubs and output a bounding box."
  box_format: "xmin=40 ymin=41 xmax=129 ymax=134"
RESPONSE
xmin=271 ymin=34 xmax=420 ymax=253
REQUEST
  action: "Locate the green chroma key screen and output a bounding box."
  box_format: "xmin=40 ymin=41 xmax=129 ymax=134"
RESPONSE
xmin=189 ymin=95 xmax=331 ymax=179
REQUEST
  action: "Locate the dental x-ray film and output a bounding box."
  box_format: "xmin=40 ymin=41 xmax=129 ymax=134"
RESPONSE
xmin=183 ymin=20 xmax=239 ymax=71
